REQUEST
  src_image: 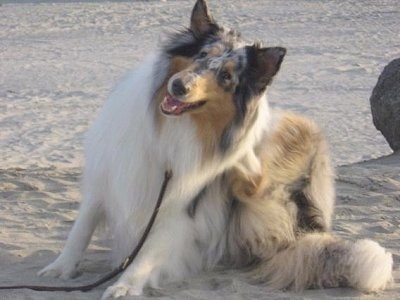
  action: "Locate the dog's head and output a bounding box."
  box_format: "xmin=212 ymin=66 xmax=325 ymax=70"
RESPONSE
xmin=158 ymin=0 xmax=286 ymax=154
xmin=161 ymin=0 xmax=286 ymax=120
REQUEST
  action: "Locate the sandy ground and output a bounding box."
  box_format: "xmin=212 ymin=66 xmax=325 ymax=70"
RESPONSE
xmin=0 ymin=1 xmax=399 ymax=299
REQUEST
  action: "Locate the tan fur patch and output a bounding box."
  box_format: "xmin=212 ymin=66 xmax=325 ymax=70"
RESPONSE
xmin=188 ymin=72 xmax=236 ymax=159
xmin=229 ymin=112 xmax=322 ymax=202
xmin=262 ymin=113 xmax=321 ymax=186
xmin=223 ymin=60 xmax=236 ymax=73
xmin=209 ymin=46 xmax=223 ymax=57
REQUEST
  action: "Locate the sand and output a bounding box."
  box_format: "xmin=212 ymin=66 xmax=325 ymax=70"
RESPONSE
xmin=0 ymin=1 xmax=399 ymax=299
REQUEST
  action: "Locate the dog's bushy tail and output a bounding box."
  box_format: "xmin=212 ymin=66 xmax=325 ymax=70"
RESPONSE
xmin=250 ymin=232 xmax=393 ymax=293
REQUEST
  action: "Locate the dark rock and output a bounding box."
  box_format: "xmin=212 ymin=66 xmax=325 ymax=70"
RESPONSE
xmin=370 ymin=58 xmax=400 ymax=151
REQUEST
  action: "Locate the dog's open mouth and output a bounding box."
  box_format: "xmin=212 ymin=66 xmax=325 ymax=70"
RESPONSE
xmin=160 ymin=93 xmax=206 ymax=116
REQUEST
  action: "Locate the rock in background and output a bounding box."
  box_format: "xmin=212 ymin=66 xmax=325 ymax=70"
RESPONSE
xmin=370 ymin=58 xmax=400 ymax=151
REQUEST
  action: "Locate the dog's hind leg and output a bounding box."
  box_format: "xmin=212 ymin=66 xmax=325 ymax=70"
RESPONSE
xmin=263 ymin=112 xmax=336 ymax=232
xmin=38 ymin=189 xmax=103 ymax=279
xmin=227 ymin=180 xmax=393 ymax=293
xmin=295 ymin=123 xmax=335 ymax=232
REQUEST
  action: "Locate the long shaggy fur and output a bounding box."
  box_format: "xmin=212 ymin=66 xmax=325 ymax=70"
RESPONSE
xmin=221 ymin=112 xmax=393 ymax=293
xmin=38 ymin=1 xmax=393 ymax=298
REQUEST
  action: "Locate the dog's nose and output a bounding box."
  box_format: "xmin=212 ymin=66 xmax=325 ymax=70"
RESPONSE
xmin=171 ymin=78 xmax=187 ymax=96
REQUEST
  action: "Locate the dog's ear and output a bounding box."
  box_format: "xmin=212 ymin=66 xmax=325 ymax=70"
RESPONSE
xmin=250 ymin=46 xmax=286 ymax=92
xmin=190 ymin=0 xmax=216 ymax=37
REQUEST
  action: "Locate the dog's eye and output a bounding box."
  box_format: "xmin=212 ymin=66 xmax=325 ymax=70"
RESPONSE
xmin=220 ymin=70 xmax=232 ymax=81
xmin=198 ymin=51 xmax=208 ymax=58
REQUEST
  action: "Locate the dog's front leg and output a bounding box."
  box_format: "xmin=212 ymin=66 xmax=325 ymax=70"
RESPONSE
xmin=38 ymin=194 xmax=103 ymax=279
xmin=102 ymin=204 xmax=199 ymax=299
xmin=101 ymin=255 xmax=156 ymax=299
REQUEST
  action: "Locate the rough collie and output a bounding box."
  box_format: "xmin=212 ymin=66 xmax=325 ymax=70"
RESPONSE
xmin=39 ymin=0 xmax=393 ymax=298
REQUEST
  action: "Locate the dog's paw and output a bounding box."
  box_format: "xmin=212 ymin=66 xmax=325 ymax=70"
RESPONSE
xmin=101 ymin=283 xmax=142 ymax=299
xmin=37 ymin=256 xmax=78 ymax=279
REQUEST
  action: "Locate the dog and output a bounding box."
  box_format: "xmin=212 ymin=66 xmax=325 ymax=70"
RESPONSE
xmin=38 ymin=0 xmax=393 ymax=298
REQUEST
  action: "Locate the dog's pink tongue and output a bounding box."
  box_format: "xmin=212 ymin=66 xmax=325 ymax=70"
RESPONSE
xmin=161 ymin=94 xmax=187 ymax=115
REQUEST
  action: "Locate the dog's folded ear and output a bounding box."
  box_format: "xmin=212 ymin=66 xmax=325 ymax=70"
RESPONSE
xmin=249 ymin=46 xmax=286 ymax=92
xmin=190 ymin=0 xmax=217 ymax=37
